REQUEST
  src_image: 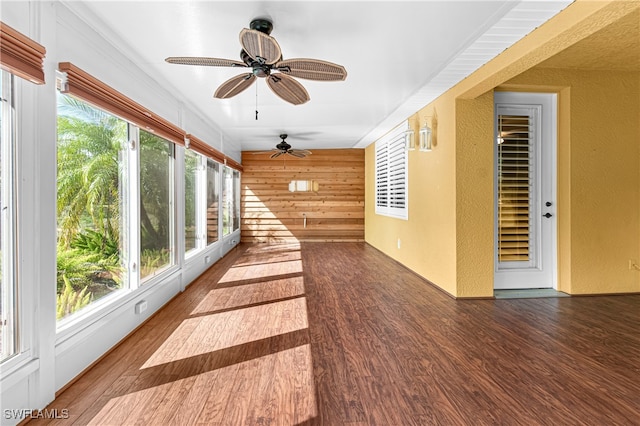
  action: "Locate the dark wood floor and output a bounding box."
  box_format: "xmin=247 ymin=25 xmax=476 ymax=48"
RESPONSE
xmin=34 ymin=242 xmax=640 ymax=425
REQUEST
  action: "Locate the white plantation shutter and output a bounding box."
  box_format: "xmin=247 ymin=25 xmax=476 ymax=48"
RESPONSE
xmin=375 ymin=121 xmax=408 ymax=219
xmin=388 ymin=135 xmax=406 ymax=210
xmin=375 ymin=141 xmax=388 ymax=208
xmin=496 ymin=110 xmax=537 ymax=267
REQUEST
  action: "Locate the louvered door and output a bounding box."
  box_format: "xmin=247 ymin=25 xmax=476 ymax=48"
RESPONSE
xmin=497 ymin=112 xmax=535 ymax=266
xmin=494 ymin=92 xmax=557 ymax=290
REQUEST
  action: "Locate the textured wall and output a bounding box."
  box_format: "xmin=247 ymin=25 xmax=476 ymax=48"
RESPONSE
xmin=365 ymin=100 xmax=458 ymax=297
xmin=364 ymin=1 xmax=640 ymax=297
xmin=455 ymin=94 xmax=495 ymax=297
xmin=241 ymin=149 xmax=364 ymax=242
xmin=506 ymin=68 xmax=640 ymax=294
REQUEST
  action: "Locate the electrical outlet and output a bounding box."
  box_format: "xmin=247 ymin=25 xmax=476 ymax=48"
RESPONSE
xmin=205 ymin=255 xmax=211 ymax=264
xmin=134 ymin=300 xmax=147 ymax=315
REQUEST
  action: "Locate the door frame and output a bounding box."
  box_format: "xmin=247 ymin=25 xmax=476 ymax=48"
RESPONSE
xmin=493 ymin=91 xmax=558 ymax=290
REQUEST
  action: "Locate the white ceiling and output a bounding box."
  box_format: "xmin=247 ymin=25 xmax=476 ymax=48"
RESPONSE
xmin=70 ymin=1 xmax=572 ymax=152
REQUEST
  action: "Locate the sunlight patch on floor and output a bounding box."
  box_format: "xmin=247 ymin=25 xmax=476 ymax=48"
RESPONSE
xmin=141 ymin=297 xmax=309 ymax=369
xmin=191 ymin=276 xmax=305 ymax=314
xmin=217 ymin=259 xmax=303 ymax=283
xmin=91 ymin=344 xmax=317 ymax=425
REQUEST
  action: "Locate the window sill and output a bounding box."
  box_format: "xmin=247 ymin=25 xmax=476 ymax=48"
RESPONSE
xmin=0 ymin=352 xmax=38 ymax=389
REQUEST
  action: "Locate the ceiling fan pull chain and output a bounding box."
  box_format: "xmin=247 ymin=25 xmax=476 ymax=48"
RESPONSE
xmin=255 ymin=82 xmax=259 ymax=120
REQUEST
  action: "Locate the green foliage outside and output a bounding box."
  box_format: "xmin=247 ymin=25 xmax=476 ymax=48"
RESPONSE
xmin=57 ymin=94 xmax=172 ymax=319
xmin=56 ymin=275 xmax=92 ymax=320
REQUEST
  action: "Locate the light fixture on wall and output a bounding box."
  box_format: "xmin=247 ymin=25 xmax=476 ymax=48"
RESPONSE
xmin=419 ymin=125 xmax=432 ymax=151
xmin=289 ymin=180 xmax=319 ymax=192
xmin=404 ymin=129 xmax=415 ymax=151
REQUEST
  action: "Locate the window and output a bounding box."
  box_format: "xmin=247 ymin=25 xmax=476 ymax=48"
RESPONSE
xmin=233 ymin=169 xmax=240 ymax=233
xmin=139 ymin=130 xmax=175 ymax=281
xmin=184 ymin=149 xmax=200 ymax=254
xmin=56 ymin=93 xmax=128 ymax=320
xmin=206 ymin=159 xmax=219 ymax=245
xmin=223 ymin=166 xmax=240 ymax=236
xmin=56 ymin=95 xmax=179 ymax=320
xmin=375 ymin=121 xmax=409 ymax=219
xmin=54 ymin=62 xmax=235 ymax=323
xmin=1 ymin=70 xmax=17 ymax=362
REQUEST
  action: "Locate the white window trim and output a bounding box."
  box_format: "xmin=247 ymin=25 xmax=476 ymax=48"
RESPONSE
xmin=375 ymin=121 xmax=409 ymax=220
xmin=1 ymin=70 xmax=18 ymax=364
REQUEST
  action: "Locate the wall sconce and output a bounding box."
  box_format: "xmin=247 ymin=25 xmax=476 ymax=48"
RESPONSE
xmin=419 ymin=126 xmax=432 ymax=151
xmin=404 ymin=129 xmax=415 ymax=151
xmin=289 ymin=180 xmax=319 ymax=192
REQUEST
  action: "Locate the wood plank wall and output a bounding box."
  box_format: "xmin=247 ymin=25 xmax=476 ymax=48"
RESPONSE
xmin=241 ymin=149 xmax=364 ymax=242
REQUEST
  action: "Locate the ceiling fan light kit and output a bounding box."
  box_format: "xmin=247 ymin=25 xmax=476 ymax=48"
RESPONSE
xmin=166 ymin=18 xmax=347 ymax=106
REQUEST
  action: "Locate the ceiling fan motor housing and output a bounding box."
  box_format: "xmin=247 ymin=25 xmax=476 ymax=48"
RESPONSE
xmin=250 ymin=18 xmax=273 ymax=35
xmin=240 ymin=49 xmax=274 ymax=78
xmin=276 ymin=141 xmax=291 ymax=151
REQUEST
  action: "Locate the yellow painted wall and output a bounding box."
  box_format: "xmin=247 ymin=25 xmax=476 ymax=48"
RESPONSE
xmin=365 ymin=0 xmax=640 ymax=297
xmin=504 ymin=68 xmax=640 ymax=294
xmin=454 ymin=93 xmax=495 ymax=297
xmin=365 ymin=96 xmax=458 ymax=296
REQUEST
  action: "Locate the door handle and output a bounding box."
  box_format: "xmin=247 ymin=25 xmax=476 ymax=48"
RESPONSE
xmin=545 ymin=202 xmax=552 ymax=207
xmin=543 ymin=213 xmax=552 ymax=218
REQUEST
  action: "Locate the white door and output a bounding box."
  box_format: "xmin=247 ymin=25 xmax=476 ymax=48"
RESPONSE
xmin=494 ymin=92 xmax=557 ymax=290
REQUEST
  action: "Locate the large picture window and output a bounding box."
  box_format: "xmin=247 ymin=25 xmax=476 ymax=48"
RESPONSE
xmin=223 ymin=166 xmax=240 ymax=236
xmin=1 ymin=70 xmax=17 ymax=362
xmin=140 ymin=130 xmax=174 ymax=281
xmin=375 ymin=121 xmax=409 ymax=220
xmin=184 ymin=149 xmax=200 ymax=254
xmin=56 ymin=93 xmax=128 ymax=320
xmin=206 ymin=159 xmax=219 ymax=245
xmin=55 ymin=63 xmax=239 ymax=324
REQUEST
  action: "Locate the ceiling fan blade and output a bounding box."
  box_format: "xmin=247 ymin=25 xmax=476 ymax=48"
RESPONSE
xmin=165 ymin=57 xmax=247 ymax=67
xmin=275 ymin=58 xmax=347 ymax=81
xmin=266 ymin=73 xmax=310 ymax=105
xmin=214 ymin=73 xmax=256 ymax=99
xmin=270 ymin=151 xmax=284 ymax=159
xmin=291 ymin=149 xmax=312 ymax=155
xmin=251 ymin=149 xmax=279 ymax=154
xmin=239 ymin=28 xmax=281 ymax=65
xmin=287 ymin=151 xmax=307 ymax=158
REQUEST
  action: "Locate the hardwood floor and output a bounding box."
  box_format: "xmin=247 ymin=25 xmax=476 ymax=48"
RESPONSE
xmin=33 ymin=243 xmax=640 ymax=425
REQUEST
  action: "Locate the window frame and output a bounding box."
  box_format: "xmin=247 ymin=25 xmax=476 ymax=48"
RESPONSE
xmin=184 ymin=148 xmax=203 ymax=257
xmin=375 ymin=121 xmax=409 ymax=220
xmin=223 ymin=166 xmax=233 ymax=236
xmin=53 ymin=63 xmax=241 ymax=333
xmin=1 ymin=70 xmax=18 ymax=363
xmin=54 ymin=95 xmax=182 ymax=329
xmin=206 ymin=158 xmax=220 ymax=246
xmin=139 ymin=129 xmax=177 ymax=283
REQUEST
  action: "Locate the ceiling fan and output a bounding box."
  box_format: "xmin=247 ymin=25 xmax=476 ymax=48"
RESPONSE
xmin=256 ymin=134 xmax=312 ymax=158
xmin=165 ymin=18 xmax=347 ymax=105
